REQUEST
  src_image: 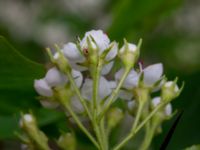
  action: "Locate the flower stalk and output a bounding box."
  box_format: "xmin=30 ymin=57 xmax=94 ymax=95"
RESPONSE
xmin=19 ymin=29 xmax=183 ymax=150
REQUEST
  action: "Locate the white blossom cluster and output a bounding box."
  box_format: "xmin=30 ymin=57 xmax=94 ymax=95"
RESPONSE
xmin=34 ymin=29 xmax=181 ymax=117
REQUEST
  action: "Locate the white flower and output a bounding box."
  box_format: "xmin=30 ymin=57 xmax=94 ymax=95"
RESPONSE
xmin=105 ymin=41 xmax=118 ymax=61
xmin=72 ymin=69 xmax=83 ymax=88
xmin=34 ymin=68 xmax=83 ymax=97
xmin=34 ymin=79 xmax=53 ymax=97
xmin=152 ymin=97 xmax=172 ymax=116
xmin=45 ymin=67 xmax=67 ymax=87
xmin=115 ymin=68 xmax=139 ymax=90
xmin=143 ymin=63 xmax=163 ymax=86
xmin=80 ymin=30 xmax=110 ymax=54
xmin=81 ymin=76 xmax=114 ymax=101
xmin=115 ymin=63 xmax=163 ymax=90
xmin=101 ymin=61 xmax=114 ymax=75
xmin=62 ymin=42 xmax=85 ymax=62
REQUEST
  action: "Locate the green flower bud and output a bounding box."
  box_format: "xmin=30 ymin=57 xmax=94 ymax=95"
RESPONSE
xmin=161 ymin=80 xmax=180 ymax=101
xmin=19 ymin=114 xmax=49 ymax=150
xmin=57 ymin=133 xmax=76 ymax=150
xmin=107 ymin=107 xmax=123 ymax=130
xmin=119 ymin=39 xmax=141 ymax=69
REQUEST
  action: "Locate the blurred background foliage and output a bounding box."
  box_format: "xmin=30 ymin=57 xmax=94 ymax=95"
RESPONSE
xmin=0 ymin=0 xmax=200 ymax=149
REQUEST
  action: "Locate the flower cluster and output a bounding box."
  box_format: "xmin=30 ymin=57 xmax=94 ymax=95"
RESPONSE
xmin=20 ymin=30 xmax=183 ymax=150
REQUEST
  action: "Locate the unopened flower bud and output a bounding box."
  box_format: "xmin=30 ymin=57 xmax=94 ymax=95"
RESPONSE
xmin=57 ymin=133 xmax=76 ymax=150
xmin=19 ymin=114 xmax=49 ymax=150
xmin=119 ymin=39 xmax=141 ymax=68
xmin=161 ymin=80 xmax=180 ymax=101
xmin=107 ymin=108 xmax=123 ymax=129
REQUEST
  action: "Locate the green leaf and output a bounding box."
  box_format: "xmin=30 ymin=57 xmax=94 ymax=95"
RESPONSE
xmin=0 ymin=36 xmax=45 ymax=114
xmin=0 ymin=116 xmax=19 ymax=139
xmin=184 ymin=145 xmax=200 ymax=150
xmin=0 ymin=36 xmax=47 ymax=139
xmin=0 ymin=36 xmax=45 ymax=90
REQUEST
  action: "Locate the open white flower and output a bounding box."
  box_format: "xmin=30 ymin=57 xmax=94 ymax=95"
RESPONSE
xmin=34 ymin=68 xmax=83 ymax=97
xmin=80 ymin=30 xmax=110 ymax=54
xmin=34 ymin=79 xmax=53 ymax=97
xmin=101 ymin=61 xmax=114 ymax=75
xmin=63 ymin=42 xmax=85 ymax=63
xmin=53 ymin=30 xmax=117 ymax=74
xmin=105 ymin=41 xmax=118 ymax=61
xmin=45 ymin=67 xmax=67 ymax=87
xmin=115 ymin=68 xmax=139 ymax=90
xmin=115 ymin=63 xmax=163 ymax=90
xmin=143 ymin=63 xmax=163 ymax=86
xmin=81 ymin=76 xmax=114 ymax=101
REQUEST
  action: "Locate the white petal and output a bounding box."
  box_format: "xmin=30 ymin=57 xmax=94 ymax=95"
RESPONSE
xmin=99 ymin=76 xmax=112 ymax=99
xmin=119 ymin=43 xmax=137 ymax=53
xmin=119 ymin=90 xmax=133 ymax=101
xmin=143 ymin=63 xmax=163 ymax=86
xmin=80 ymin=30 xmax=110 ymax=54
xmin=81 ymin=77 xmax=112 ymax=101
xmin=152 ymin=97 xmax=161 ymax=107
xmin=68 ymin=61 xmax=88 ymax=71
xmin=115 ymin=68 xmax=139 ymax=89
xmin=71 ymin=96 xmax=84 ymax=113
xmin=101 ymin=61 xmax=114 ymax=75
xmin=72 ymin=70 xmax=83 ymax=88
xmin=81 ymin=78 xmax=93 ymax=101
xmin=109 ymin=81 xmax=117 ymax=89
xmin=34 ymin=79 xmax=53 ymax=97
xmin=63 ymin=42 xmax=85 ymax=62
xmin=165 ymin=103 xmax=172 ymax=116
xmin=45 ymin=67 xmax=67 ymax=87
xmin=105 ymin=42 xmax=118 ymax=61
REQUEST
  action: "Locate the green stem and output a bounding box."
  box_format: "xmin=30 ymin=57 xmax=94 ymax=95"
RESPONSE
xmin=113 ymin=102 xmax=166 ymax=150
xmin=135 ymin=102 xmax=166 ymax=133
xmin=65 ymin=70 xmax=92 ymax=120
xmin=139 ymin=116 xmax=159 ymax=150
xmin=100 ymin=118 xmax=108 ymax=150
xmin=91 ymin=62 xmax=107 ymax=150
xmin=139 ymin=124 xmax=154 ymax=150
xmin=62 ymin=101 xmax=100 ymax=149
xmin=99 ymin=68 xmax=130 ymax=120
xmin=113 ymin=102 xmax=144 ymax=150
